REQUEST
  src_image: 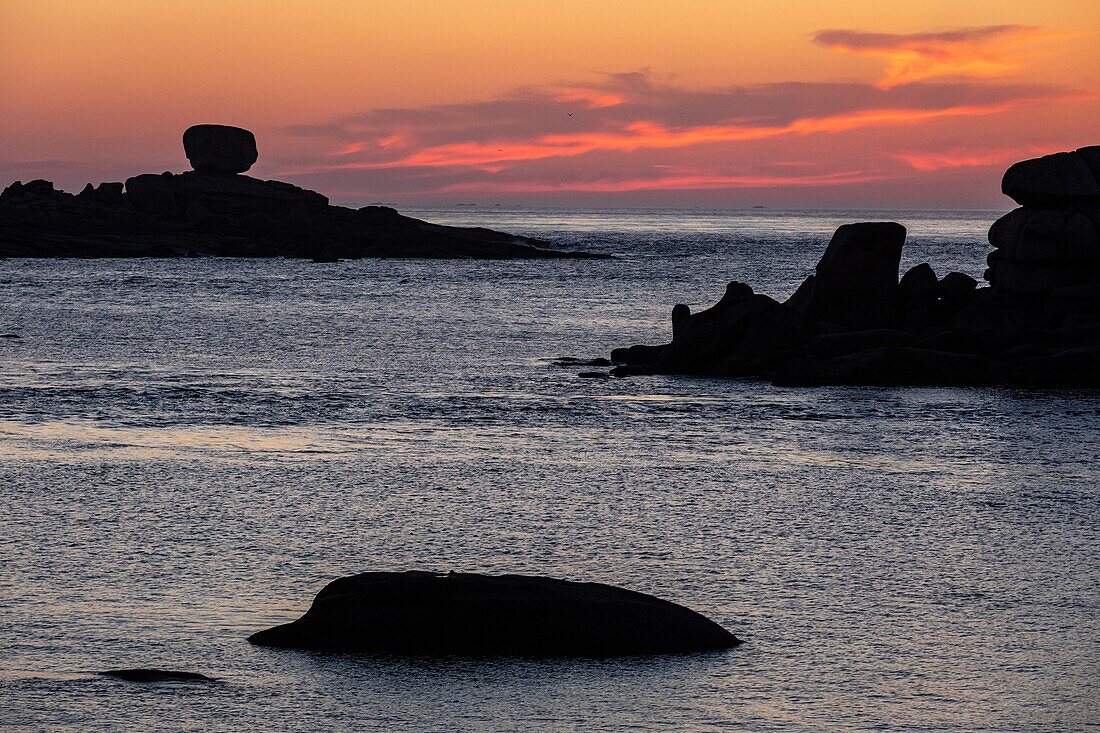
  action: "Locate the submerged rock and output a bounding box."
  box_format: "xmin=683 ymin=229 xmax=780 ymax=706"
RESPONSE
xmin=248 ymin=571 xmax=739 ymax=656
xmin=99 ymin=668 xmax=216 ymax=683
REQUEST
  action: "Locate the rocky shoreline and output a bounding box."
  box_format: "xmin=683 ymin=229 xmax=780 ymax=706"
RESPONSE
xmin=609 ymin=146 xmax=1100 ymax=387
xmin=0 ymin=124 xmax=601 ymax=260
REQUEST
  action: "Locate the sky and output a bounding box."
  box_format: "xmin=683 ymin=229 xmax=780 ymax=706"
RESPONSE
xmin=2 ymin=0 xmax=1099 ymax=208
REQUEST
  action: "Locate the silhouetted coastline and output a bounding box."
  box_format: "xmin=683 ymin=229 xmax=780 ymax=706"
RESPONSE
xmin=0 ymin=125 xmax=602 ymax=260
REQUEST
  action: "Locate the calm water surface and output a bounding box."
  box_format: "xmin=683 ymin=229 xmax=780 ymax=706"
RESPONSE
xmin=1 ymin=209 xmax=1097 ymax=732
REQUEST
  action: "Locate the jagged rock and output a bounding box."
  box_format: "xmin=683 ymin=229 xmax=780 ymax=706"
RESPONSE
xmin=1002 ymin=149 xmax=1100 ymax=206
xmin=800 ymin=222 xmax=906 ymax=330
xmin=247 ymin=571 xmax=739 ymax=656
xmin=183 ymin=124 xmax=258 ymax=174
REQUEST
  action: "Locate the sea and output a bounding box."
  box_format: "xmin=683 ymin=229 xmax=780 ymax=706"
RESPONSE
xmin=1 ymin=208 xmax=1097 ymax=732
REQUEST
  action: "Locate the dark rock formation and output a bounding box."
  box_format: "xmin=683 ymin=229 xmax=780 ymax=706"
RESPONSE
xmin=0 ymin=127 xmax=601 ymax=260
xmin=99 ymin=669 xmax=216 ymax=683
xmin=248 ymin=571 xmax=739 ymax=656
xmin=798 ymin=222 xmax=905 ymax=330
xmin=609 ymin=145 xmax=1100 ymax=387
xmin=183 ymin=124 xmax=258 ymax=174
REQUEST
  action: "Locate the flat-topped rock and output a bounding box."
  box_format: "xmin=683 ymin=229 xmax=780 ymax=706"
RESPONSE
xmin=1001 ymin=148 xmax=1100 ymax=207
xmin=799 ymin=222 xmax=906 ymax=330
xmin=248 ymin=571 xmax=739 ymax=656
xmin=183 ymin=124 xmax=258 ymax=174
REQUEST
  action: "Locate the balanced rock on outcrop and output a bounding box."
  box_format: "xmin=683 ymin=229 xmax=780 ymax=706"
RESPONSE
xmin=248 ymin=571 xmax=739 ymax=656
xmin=0 ymin=125 xmax=601 ymax=260
xmin=183 ymin=124 xmax=258 ymax=174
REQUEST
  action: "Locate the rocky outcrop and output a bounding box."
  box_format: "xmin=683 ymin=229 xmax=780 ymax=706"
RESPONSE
xmin=248 ymin=571 xmax=739 ymax=656
xmin=0 ymin=126 xmax=600 ymax=260
xmin=609 ymin=146 xmax=1100 ymax=387
xmin=985 ymin=147 xmax=1100 ymax=324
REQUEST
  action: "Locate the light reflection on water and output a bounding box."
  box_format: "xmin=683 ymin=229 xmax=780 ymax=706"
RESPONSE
xmin=1 ymin=209 xmax=1098 ymax=732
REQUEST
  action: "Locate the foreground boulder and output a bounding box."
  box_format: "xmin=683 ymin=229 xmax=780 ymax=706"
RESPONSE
xmin=609 ymin=146 xmax=1100 ymax=387
xmin=0 ymin=126 xmax=601 ymax=260
xmin=248 ymin=571 xmax=739 ymax=656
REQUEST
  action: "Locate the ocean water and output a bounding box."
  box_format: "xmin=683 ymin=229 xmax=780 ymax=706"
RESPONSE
xmin=1 ymin=208 xmax=1097 ymax=732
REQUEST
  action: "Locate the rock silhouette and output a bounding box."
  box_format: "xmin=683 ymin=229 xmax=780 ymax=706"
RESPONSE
xmin=99 ymin=669 xmax=216 ymax=683
xmin=248 ymin=571 xmax=739 ymax=656
xmin=0 ymin=126 xmax=601 ymax=260
xmin=610 ymin=145 xmax=1100 ymax=387
xmin=183 ymin=124 xmax=258 ymax=174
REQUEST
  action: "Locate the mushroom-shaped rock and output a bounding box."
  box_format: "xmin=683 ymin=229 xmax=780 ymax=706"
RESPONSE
xmin=248 ymin=571 xmax=740 ymax=656
xmin=183 ymin=124 xmax=258 ymax=174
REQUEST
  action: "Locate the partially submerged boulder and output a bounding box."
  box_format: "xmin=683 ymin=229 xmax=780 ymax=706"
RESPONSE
xmin=248 ymin=571 xmax=739 ymax=656
xmin=99 ymin=669 xmax=216 ymax=683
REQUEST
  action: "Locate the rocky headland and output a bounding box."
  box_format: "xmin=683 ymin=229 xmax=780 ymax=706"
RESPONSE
xmin=0 ymin=124 xmax=599 ymax=260
xmin=248 ymin=571 xmax=739 ymax=656
xmin=609 ymin=146 xmax=1100 ymax=387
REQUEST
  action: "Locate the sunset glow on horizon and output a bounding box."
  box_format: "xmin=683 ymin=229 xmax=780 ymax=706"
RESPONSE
xmin=2 ymin=0 xmax=1098 ymax=207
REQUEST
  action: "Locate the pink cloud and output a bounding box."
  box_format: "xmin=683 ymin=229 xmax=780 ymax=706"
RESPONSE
xmin=813 ymin=25 xmax=1049 ymax=89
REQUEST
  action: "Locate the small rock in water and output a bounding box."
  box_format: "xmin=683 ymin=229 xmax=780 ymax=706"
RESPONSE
xmin=578 ymin=371 xmax=612 ymax=379
xmin=99 ymin=668 xmax=216 ymax=683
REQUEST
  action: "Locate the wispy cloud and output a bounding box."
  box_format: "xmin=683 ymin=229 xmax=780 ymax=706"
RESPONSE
xmin=275 ymin=70 xmax=1071 ymax=195
xmin=265 ymin=26 xmax=1089 ymax=200
xmin=895 ymin=145 xmax=1050 ymax=172
xmin=813 ymin=25 xmax=1048 ymax=89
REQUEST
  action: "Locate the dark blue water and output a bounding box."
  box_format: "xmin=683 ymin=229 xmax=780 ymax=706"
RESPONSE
xmin=2 ymin=209 xmax=1097 ymax=732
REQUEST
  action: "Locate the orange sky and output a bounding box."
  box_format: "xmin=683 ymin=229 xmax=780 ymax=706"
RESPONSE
xmin=2 ymin=0 xmax=1099 ymax=207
